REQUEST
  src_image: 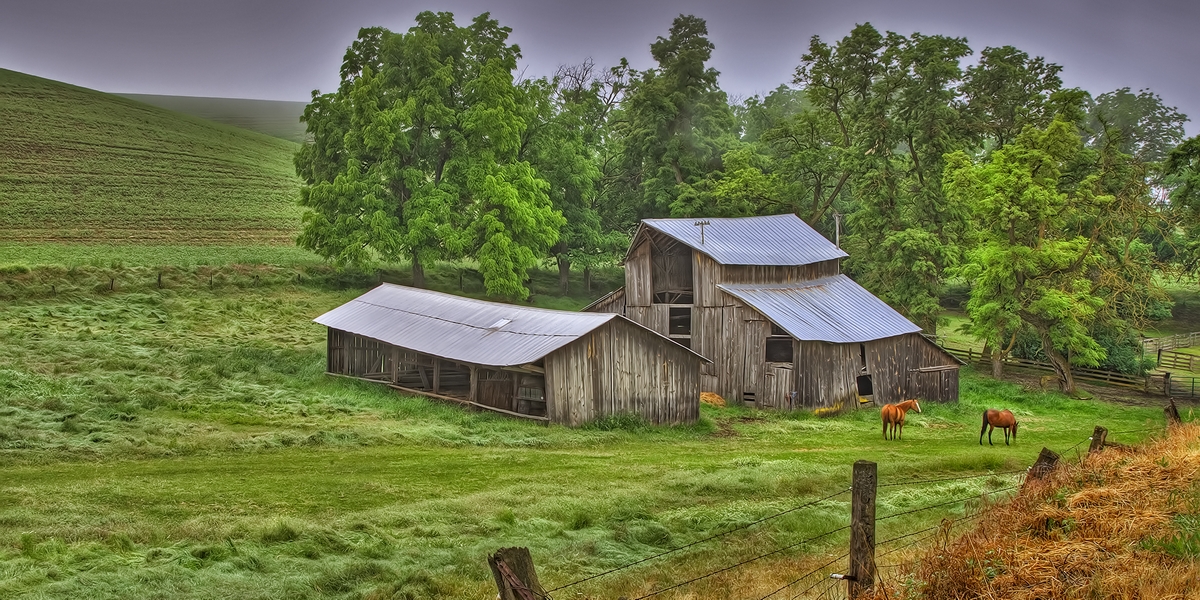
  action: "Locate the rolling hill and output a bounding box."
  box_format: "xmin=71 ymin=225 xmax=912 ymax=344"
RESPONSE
xmin=0 ymin=69 xmax=308 ymax=264
xmin=116 ymin=93 xmax=308 ymax=143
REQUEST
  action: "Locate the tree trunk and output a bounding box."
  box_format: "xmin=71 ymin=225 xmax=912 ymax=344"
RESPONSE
xmin=992 ymin=351 xmax=1004 ymax=379
xmin=583 ymin=266 xmax=592 ymax=294
xmin=1039 ymin=331 xmax=1077 ymax=395
xmin=557 ymin=255 xmax=570 ymax=296
xmin=412 ymin=255 xmax=426 ymax=289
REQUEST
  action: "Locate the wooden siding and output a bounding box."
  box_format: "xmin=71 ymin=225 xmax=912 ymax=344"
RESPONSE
xmin=544 ymin=319 xmax=700 ymax=426
xmin=626 ymin=240 xmax=652 ymax=307
xmin=793 ymin=333 xmax=958 ymax=409
xmin=583 ymin=287 xmax=626 ymax=315
xmin=693 ymin=253 xmax=841 ymax=308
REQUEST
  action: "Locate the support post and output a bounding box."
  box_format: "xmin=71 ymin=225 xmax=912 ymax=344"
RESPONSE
xmin=433 ymin=360 xmax=441 ymax=395
xmin=390 ymin=348 xmax=400 ymax=384
xmin=469 ymin=366 xmax=478 ymax=404
xmin=1088 ymin=426 xmax=1108 ymax=455
xmin=1028 ymin=447 xmax=1060 ymax=481
xmin=488 ymin=547 xmax=545 ymax=600
xmin=848 ymin=460 xmax=877 ymax=599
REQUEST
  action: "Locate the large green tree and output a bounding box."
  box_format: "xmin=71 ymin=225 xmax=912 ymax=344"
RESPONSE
xmin=945 ymin=120 xmax=1166 ymax=393
xmin=620 ymin=15 xmax=738 ymax=218
xmin=294 ymin=12 xmax=563 ymax=298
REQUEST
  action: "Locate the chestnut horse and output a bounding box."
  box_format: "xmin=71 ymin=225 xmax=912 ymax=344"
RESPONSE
xmin=980 ymin=409 xmax=1018 ymax=446
xmin=881 ymin=399 xmax=921 ymax=440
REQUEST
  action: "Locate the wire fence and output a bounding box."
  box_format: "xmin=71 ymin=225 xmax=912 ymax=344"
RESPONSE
xmin=516 ymin=424 xmax=1165 ymax=600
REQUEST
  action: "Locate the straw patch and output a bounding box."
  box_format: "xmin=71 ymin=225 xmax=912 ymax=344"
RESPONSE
xmin=869 ymin=423 xmax=1200 ymax=600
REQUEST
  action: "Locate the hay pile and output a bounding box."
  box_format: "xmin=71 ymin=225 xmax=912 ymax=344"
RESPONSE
xmin=872 ymin=423 xmax=1200 ymax=600
xmin=700 ymin=392 xmax=726 ymax=407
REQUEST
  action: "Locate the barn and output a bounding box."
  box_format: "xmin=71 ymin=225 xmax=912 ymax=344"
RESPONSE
xmin=315 ymin=283 xmax=705 ymax=426
xmin=584 ymin=214 xmax=961 ymax=409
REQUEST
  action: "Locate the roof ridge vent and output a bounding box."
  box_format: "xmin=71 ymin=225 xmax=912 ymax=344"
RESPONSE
xmin=488 ymin=318 xmax=513 ymax=330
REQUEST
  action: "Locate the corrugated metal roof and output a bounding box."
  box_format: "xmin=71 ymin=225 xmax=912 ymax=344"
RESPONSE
xmin=314 ymin=284 xmax=707 ymax=367
xmin=718 ymin=275 xmax=922 ymax=343
xmin=638 ymin=214 xmax=848 ymax=266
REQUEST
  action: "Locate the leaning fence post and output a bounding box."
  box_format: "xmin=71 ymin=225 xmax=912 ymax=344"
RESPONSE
xmin=489 ymin=547 xmax=546 ymax=600
xmin=1165 ymin=397 xmax=1182 ymax=425
xmin=1028 ymin=447 xmax=1060 ymax=481
xmin=848 ymin=460 xmax=877 ymax=600
xmin=1088 ymin=426 xmax=1108 ymax=455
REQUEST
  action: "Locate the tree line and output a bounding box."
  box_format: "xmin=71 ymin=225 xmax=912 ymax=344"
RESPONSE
xmin=294 ymin=11 xmax=1198 ymax=395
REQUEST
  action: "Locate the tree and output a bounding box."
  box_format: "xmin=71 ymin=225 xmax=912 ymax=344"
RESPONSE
xmin=1163 ymin=135 xmax=1200 ymax=276
xmin=620 ymin=15 xmax=738 ymax=218
xmin=1085 ymin=87 xmax=1188 ymax=163
xmin=960 ymin=46 xmax=1067 ymax=149
xmin=946 ymin=119 xmax=1166 ymax=393
xmin=294 ymin=12 xmax=563 ymax=298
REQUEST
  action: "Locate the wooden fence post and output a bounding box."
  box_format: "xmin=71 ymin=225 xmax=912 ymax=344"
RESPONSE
xmin=848 ymin=460 xmax=877 ymax=600
xmin=489 ymin=547 xmax=546 ymax=600
xmin=1088 ymin=426 xmax=1108 ymax=455
xmin=1028 ymin=447 xmax=1060 ymax=481
xmin=1165 ymin=397 xmax=1182 ymax=425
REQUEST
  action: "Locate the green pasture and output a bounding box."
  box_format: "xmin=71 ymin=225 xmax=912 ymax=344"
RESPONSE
xmin=0 ymin=284 xmax=1170 ymax=599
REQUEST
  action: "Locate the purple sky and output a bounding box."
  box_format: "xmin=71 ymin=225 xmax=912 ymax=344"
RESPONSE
xmin=1 ymin=0 xmax=1195 ymax=134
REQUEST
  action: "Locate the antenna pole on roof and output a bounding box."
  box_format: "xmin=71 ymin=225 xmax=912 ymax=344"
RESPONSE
xmin=694 ymin=220 xmax=711 ymax=245
xmin=834 ymin=212 xmax=842 ymax=249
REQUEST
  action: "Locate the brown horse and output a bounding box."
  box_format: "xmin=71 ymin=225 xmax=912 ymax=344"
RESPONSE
xmin=881 ymin=399 xmax=921 ymax=440
xmin=980 ymin=409 xmax=1018 ymax=446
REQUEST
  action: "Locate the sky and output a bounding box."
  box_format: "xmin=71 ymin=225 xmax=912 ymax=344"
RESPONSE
xmin=1 ymin=0 xmax=1196 ymax=135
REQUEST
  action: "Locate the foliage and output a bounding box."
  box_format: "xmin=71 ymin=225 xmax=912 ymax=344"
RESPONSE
xmin=295 ymin=13 xmax=564 ymax=298
xmin=1085 ymin=87 xmax=1189 ymax=163
xmin=946 ymin=120 xmax=1169 ymax=392
xmin=1163 ymin=135 xmax=1200 ymax=276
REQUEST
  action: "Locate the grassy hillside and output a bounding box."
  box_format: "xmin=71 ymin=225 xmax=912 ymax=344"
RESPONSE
xmin=0 ymin=282 xmax=1169 ymax=599
xmin=116 ymin=94 xmax=308 ymax=143
xmin=0 ymin=69 xmax=306 ymax=264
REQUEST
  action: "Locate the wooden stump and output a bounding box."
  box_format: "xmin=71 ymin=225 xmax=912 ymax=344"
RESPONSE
xmin=1088 ymin=426 xmax=1108 ymax=455
xmin=1165 ymin=398 xmax=1182 ymax=425
xmin=1028 ymin=447 xmax=1060 ymax=480
xmin=848 ymin=460 xmax=877 ymax=599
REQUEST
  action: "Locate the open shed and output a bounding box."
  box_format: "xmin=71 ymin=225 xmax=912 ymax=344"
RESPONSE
xmin=314 ymin=284 xmax=705 ymax=426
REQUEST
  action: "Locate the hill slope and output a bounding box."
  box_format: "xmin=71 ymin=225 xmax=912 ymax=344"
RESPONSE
xmin=116 ymin=93 xmax=308 ymax=143
xmin=0 ymin=69 xmax=304 ymax=256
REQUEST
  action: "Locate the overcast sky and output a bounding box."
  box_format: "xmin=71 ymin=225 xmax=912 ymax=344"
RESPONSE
xmin=1 ymin=0 xmax=1195 ymax=135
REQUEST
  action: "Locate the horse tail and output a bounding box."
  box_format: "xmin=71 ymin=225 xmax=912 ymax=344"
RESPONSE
xmin=1012 ymin=419 xmax=1017 ymax=443
xmin=980 ymin=410 xmax=989 ymax=445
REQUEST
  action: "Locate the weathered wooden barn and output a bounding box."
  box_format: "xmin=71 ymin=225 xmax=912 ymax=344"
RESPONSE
xmin=585 ymin=214 xmax=961 ymax=409
xmin=315 ymin=283 xmax=705 ymax=426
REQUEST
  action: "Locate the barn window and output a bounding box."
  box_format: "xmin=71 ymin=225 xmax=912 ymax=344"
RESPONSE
xmin=765 ymin=337 xmax=793 ymax=363
xmin=668 ymin=306 xmax=691 ymax=348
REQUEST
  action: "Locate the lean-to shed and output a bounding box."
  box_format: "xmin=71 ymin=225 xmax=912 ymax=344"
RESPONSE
xmin=315 ymin=283 xmax=705 ymax=426
xmin=586 ymin=214 xmax=961 ymax=409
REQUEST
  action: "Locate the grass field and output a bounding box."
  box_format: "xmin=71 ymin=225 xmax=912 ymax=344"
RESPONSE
xmin=116 ymin=94 xmax=308 ymax=144
xmin=0 ymin=69 xmax=302 ymax=257
xmin=0 ymin=283 xmax=1170 ymax=599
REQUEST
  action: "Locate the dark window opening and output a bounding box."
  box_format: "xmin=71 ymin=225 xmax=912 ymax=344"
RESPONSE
xmin=857 ymin=374 xmax=874 ymax=396
xmin=859 ymin=343 xmax=867 ymax=367
xmin=669 ymin=307 xmax=691 ymax=336
xmin=770 ymin=322 xmax=787 ymax=336
xmin=671 ymin=336 xmax=691 ymax=349
xmin=765 ymin=338 xmax=793 ymax=363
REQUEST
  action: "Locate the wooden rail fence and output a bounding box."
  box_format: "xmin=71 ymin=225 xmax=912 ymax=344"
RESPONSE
xmin=1156 ymin=349 xmax=1199 ymax=373
xmin=1143 ymin=332 xmax=1200 ymax=353
xmin=940 ymin=343 xmax=1195 ymax=398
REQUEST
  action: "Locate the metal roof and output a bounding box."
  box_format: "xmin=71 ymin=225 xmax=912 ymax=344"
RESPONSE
xmin=314 ymin=284 xmax=705 ymax=367
xmin=718 ymin=275 xmax=922 ymax=343
xmin=637 ymin=214 xmax=848 ymax=266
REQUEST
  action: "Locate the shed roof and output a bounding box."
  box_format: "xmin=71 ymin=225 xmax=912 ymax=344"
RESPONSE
xmin=718 ymin=275 xmax=922 ymax=343
xmin=636 ymin=214 xmax=848 ymax=266
xmin=314 ymin=284 xmax=703 ymax=367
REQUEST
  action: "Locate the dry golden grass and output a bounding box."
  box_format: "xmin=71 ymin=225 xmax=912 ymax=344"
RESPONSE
xmin=700 ymin=391 xmax=727 ymax=407
xmin=867 ymin=423 xmax=1200 ymax=600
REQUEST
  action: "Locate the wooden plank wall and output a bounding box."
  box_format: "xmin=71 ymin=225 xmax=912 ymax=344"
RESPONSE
xmin=863 ymin=334 xmax=959 ymax=404
xmin=693 ymin=254 xmax=841 ymax=308
xmin=626 ymin=240 xmax=652 ymax=307
xmin=583 ymin=287 xmax=626 ymax=315
xmin=650 ymin=236 xmax=693 ymax=295
xmin=327 ymin=329 xmax=389 ymax=378
xmin=544 ymin=320 xmax=700 ymax=426
xmin=794 ymin=340 xmax=860 ymax=409
xmin=692 ymin=303 xmax=753 ymax=402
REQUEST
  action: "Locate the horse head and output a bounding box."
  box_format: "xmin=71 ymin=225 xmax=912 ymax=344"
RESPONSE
xmin=909 ymin=399 xmax=922 ymax=413
xmin=1011 ymin=418 xmax=1017 ymax=441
